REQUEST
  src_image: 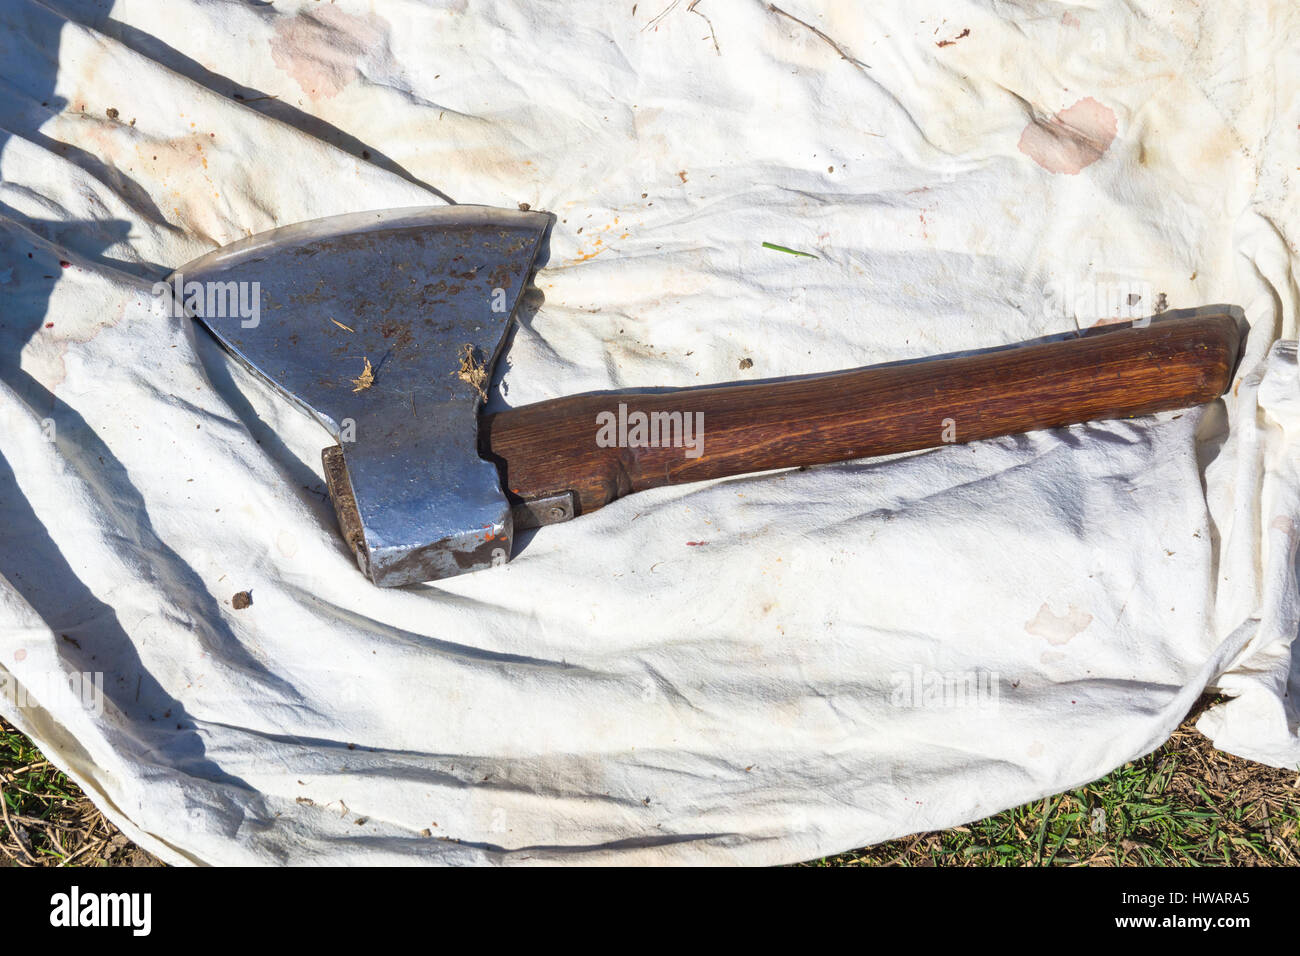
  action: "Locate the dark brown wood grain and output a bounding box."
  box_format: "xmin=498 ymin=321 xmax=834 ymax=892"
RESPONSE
xmin=480 ymin=313 xmax=1241 ymax=519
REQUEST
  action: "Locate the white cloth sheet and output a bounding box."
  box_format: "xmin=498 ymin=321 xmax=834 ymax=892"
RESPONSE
xmin=0 ymin=0 xmax=1296 ymax=864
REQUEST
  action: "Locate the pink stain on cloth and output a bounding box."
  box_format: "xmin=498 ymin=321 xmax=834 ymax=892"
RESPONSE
xmin=269 ymin=5 xmax=390 ymax=102
xmin=1018 ymin=97 xmax=1117 ymax=174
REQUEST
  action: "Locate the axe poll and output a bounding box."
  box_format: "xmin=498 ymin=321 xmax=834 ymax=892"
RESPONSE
xmin=168 ymin=206 xmax=1241 ymax=586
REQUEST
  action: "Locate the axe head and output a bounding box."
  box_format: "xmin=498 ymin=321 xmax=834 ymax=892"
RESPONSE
xmin=171 ymin=206 xmax=552 ymax=586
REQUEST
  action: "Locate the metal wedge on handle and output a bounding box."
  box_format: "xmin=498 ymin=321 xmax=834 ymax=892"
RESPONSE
xmin=172 ymin=205 xmax=552 ymax=586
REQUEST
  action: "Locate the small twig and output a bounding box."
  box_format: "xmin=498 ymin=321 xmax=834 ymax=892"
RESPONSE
xmin=642 ymin=0 xmax=680 ymax=30
xmin=0 ymin=780 xmax=39 ymax=864
xmin=60 ymin=834 xmax=110 ymax=867
xmin=688 ymin=1 xmax=721 ymax=54
xmin=0 ymin=835 xmax=31 ymax=866
xmin=2 ymin=783 xmax=57 ymax=802
xmin=1 ymin=761 xmax=48 ymax=780
xmin=7 ymin=813 xmax=84 ymax=832
xmin=768 ymin=4 xmax=870 ymax=71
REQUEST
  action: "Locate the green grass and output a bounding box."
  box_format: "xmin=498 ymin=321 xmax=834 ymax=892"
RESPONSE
xmin=806 ymin=700 xmax=1300 ymax=866
xmin=4 ymin=699 xmax=1296 ymax=866
xmin=0 ymin=718 xmax=159 ymax=866
xmin=761 ymin=241 xmax=819 ymax=258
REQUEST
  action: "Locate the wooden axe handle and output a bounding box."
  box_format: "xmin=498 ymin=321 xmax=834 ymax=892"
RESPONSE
xmin=481 ymin=314 xmax=1240 ymax=520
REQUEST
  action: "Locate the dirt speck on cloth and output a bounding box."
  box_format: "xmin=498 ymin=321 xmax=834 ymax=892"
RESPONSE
xmin=351 ymin=356 xmax=375 ymax=393
xmin=455 ymin=344 xmax=489 ymax=401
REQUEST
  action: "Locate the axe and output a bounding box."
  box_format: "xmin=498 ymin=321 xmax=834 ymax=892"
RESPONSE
xmin=169 ymin=206 xmax=1240 ymax=587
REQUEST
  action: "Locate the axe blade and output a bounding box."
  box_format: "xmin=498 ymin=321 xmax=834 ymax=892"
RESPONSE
xmin=171 ymin=205 xmax=552 ymax=586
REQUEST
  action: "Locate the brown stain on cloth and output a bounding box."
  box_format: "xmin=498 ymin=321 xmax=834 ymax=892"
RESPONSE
xmin=1025 ymin=602 xmax=1093 ymax=645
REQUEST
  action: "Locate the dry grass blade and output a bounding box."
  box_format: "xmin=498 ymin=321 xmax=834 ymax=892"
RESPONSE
xmin=805 ymin=696 xmax=1300 ymax=867
xmin=0 ymin=717 xmax=163 ymax=867
xmin=768 ymin=4 xmax=871 ymax=71
xmin=351 ymin=356 xmax=375 ymax=393
xmin=0 ymin=780 xmax=38 ymax=864
xmin=688 ymin=1 xmax=720 ymax=54
xmin=642 ymin=0 xmax=680 ymax=31
xmin=2 ymin=761 xmax=48 ymax=779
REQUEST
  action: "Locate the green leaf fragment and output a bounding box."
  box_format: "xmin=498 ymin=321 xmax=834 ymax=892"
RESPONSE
xmin=761 ymin=241 xmax=819 ymax=258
